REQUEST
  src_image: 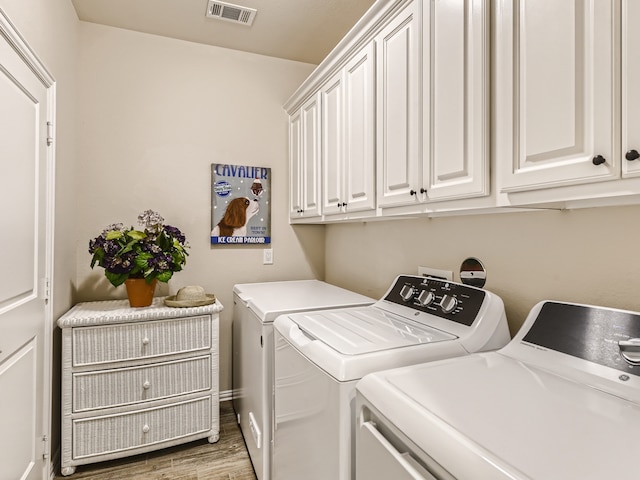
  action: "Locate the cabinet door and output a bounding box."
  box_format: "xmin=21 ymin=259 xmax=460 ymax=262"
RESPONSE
xmin=376 ymin=0 xmax=422 ymax=208
xmin=321 ymin=71 xmax=345 ymax=215
xmin=424 ymin=0 xmax=489 ymax=201
xmin=301 ymin=94 xmax=322 ymax=217
xmin=622 ymin=0 xmax=640 ymax=177
xmin=496 ymin=0 xmax=617 ymax=192
xmin=344 ymin=43 xmax=376 ymax=213
xmin=290 ymin=93 xmax=322 ymax=219
xmin=288 ymin=110 xmax=303 ymax=218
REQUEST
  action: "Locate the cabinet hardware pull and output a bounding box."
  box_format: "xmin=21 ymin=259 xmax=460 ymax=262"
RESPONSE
xmin=409 ymin=190 xmax=417 ymax=196
xmin=625 ymin=150 xmax=640 ymax=161
xmin=592 ymin=155 xmax=606 ymax=165
xmin=420 ymin=187 xmax=427 ymax=194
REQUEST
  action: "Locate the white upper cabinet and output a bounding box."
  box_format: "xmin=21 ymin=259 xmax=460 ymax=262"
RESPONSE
xmin=289 ymin=92 xmax=321 ymax=219
xmin=496 ymin=0 xmax=618 ymax=193
xmin=289 ymin=110 xmax=303 ymax=217
xmin=321 ymin=70 xmax=344 ymax=215
xmin=377 ymin=0 xmax=489 ymax=211
xmin=376 ymin=0 xmax=422 ymax=209
xmin=622 ymin=0 xmax=640 ymax=178
xmin=322 ymin=43 xmax=376 ymax=217
xmin=423 ymin=0 xmax=489 ymax=201
xmin=287 ymin=0 xmax=492 ymax=222
xmin=344 ymin=44 xmax=376 ymax=213
xmin=287 ymin=0 xmax=640 ymax=220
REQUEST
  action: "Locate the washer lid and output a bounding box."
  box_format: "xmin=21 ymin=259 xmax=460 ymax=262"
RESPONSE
xmin=233 ymin=280 xmax=374 ymax=322
xmin=359 ymin=353 xmax=640 ymax=480
xmin=289 ymin=307 xmax=456 ymax=355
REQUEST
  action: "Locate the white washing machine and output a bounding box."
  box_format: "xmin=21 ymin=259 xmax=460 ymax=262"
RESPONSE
xmin=232 ymin=280 xmax=374 ymax=480
xmin=356 ymin=300 xmax=640 ymax=480
xmin=271 ymin=274 xmax=510 ymax=480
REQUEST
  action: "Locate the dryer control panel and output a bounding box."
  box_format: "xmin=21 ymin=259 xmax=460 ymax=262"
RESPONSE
xmin=522 ymin=301 xmax=640 ymax=377
xmin=383 ymin=275 xmax=485 ymax=327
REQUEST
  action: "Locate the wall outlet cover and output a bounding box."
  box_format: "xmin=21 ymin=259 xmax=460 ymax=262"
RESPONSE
xmin=418 ymin=266 xmax=453 ymax=281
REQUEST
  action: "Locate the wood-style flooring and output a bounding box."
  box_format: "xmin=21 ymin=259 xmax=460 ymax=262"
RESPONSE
xmin=54 ymin=401 xmax=257 ymax=480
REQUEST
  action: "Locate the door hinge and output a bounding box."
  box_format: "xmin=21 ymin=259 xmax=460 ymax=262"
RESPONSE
xmin=46 ymin=121 xmax=53 ymax=146
xmin=40 ymin=277 xmax=50 ymax=303
xmin=42 ymin=435 xmax=49 ymax=459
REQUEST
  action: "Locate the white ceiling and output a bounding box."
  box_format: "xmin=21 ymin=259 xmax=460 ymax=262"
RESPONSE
xmin=71 ymin=0 xmax=377 ymax=65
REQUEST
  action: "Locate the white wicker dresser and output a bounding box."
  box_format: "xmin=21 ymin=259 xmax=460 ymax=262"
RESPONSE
xmin=57 ymin=297 xmax=223 ymax=476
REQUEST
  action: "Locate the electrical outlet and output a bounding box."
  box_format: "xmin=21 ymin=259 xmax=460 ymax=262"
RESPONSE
xmin=418 ymin=266 xmax=453 ymax=281
xmin=263 ymin=248 xmax=273 ymax=265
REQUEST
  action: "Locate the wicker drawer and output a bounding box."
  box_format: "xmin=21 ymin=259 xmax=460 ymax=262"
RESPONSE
xmin=72 ymin=315 xmax=211 ymax=366
xmin=72 ymin=355 xmax=211 ymax=412
xmin=72 ymin=396 xmax=212 ymax=460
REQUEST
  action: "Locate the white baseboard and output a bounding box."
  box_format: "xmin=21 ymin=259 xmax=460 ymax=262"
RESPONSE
xmin=219 ymin=389 xmax=233 ymax=402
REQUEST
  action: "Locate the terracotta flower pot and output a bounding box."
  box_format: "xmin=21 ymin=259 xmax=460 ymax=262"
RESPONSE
xmin=124 ymin=278 xmax=158 ymax=307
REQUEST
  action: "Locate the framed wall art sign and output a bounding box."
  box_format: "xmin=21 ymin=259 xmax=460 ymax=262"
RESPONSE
xmin=210 ymin=163 xmax=271 ymax=245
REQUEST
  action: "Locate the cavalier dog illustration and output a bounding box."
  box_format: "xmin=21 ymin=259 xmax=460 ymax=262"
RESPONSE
xmin=212 ymin=197 xmax=259 ymax=237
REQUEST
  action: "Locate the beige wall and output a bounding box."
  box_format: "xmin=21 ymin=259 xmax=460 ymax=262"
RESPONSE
xmin=74 ymin=22 xmax=321 ymax=392
xmin=325 ymin=204 xmax=640 ymax=336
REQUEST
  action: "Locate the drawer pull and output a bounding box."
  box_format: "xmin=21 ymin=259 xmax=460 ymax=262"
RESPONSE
xmin=143 ymin=381 xmax=151 ymax=390
xmin=142 ymin=337 xmax=150 ymax=346
xmin=142 ymin=424 xmax=150 ymax=434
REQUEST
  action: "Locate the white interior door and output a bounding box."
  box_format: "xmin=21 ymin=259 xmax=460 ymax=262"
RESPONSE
xmin=0 ymin=9 xmax=54 ymax=480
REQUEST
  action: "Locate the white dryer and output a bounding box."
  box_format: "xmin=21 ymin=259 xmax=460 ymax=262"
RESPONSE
xmin=356 ymin=300 xmax=640 ymax=480
xmin=232 ymin=280 xmax=374 ymax=480
xmin=272 ymin=274 xmax=510 ymax=480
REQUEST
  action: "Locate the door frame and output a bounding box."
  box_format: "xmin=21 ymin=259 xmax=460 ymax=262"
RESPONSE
xmin=0 ymin=7 xmax=56 ymax=478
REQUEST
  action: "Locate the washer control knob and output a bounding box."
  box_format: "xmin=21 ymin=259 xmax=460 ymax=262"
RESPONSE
xmin=399 ymin=285 xmax=415 ymax=302
xmin=440 ymin=294 xmax=458 ymax=314
xmin=417 ymin=290 xmax=435 ymax=307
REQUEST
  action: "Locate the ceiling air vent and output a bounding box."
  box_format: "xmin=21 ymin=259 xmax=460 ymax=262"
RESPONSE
xmin=206 ymin=1 xmax=257 ymax=26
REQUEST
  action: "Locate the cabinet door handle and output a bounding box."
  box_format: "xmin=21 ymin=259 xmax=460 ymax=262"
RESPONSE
xmin=409 ymin=190 xmax=417 ymax=196
xmin=420 ymin=187 xmax=427 ymax=194
xmin=592 ymin=155 xmax=606 ymax=165
xmin=626 ymin=149 xmax=640 ymax=161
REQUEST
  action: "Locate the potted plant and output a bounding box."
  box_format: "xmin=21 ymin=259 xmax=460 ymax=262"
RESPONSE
xmin=88 ymin=210 xmax=189 ymax=306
